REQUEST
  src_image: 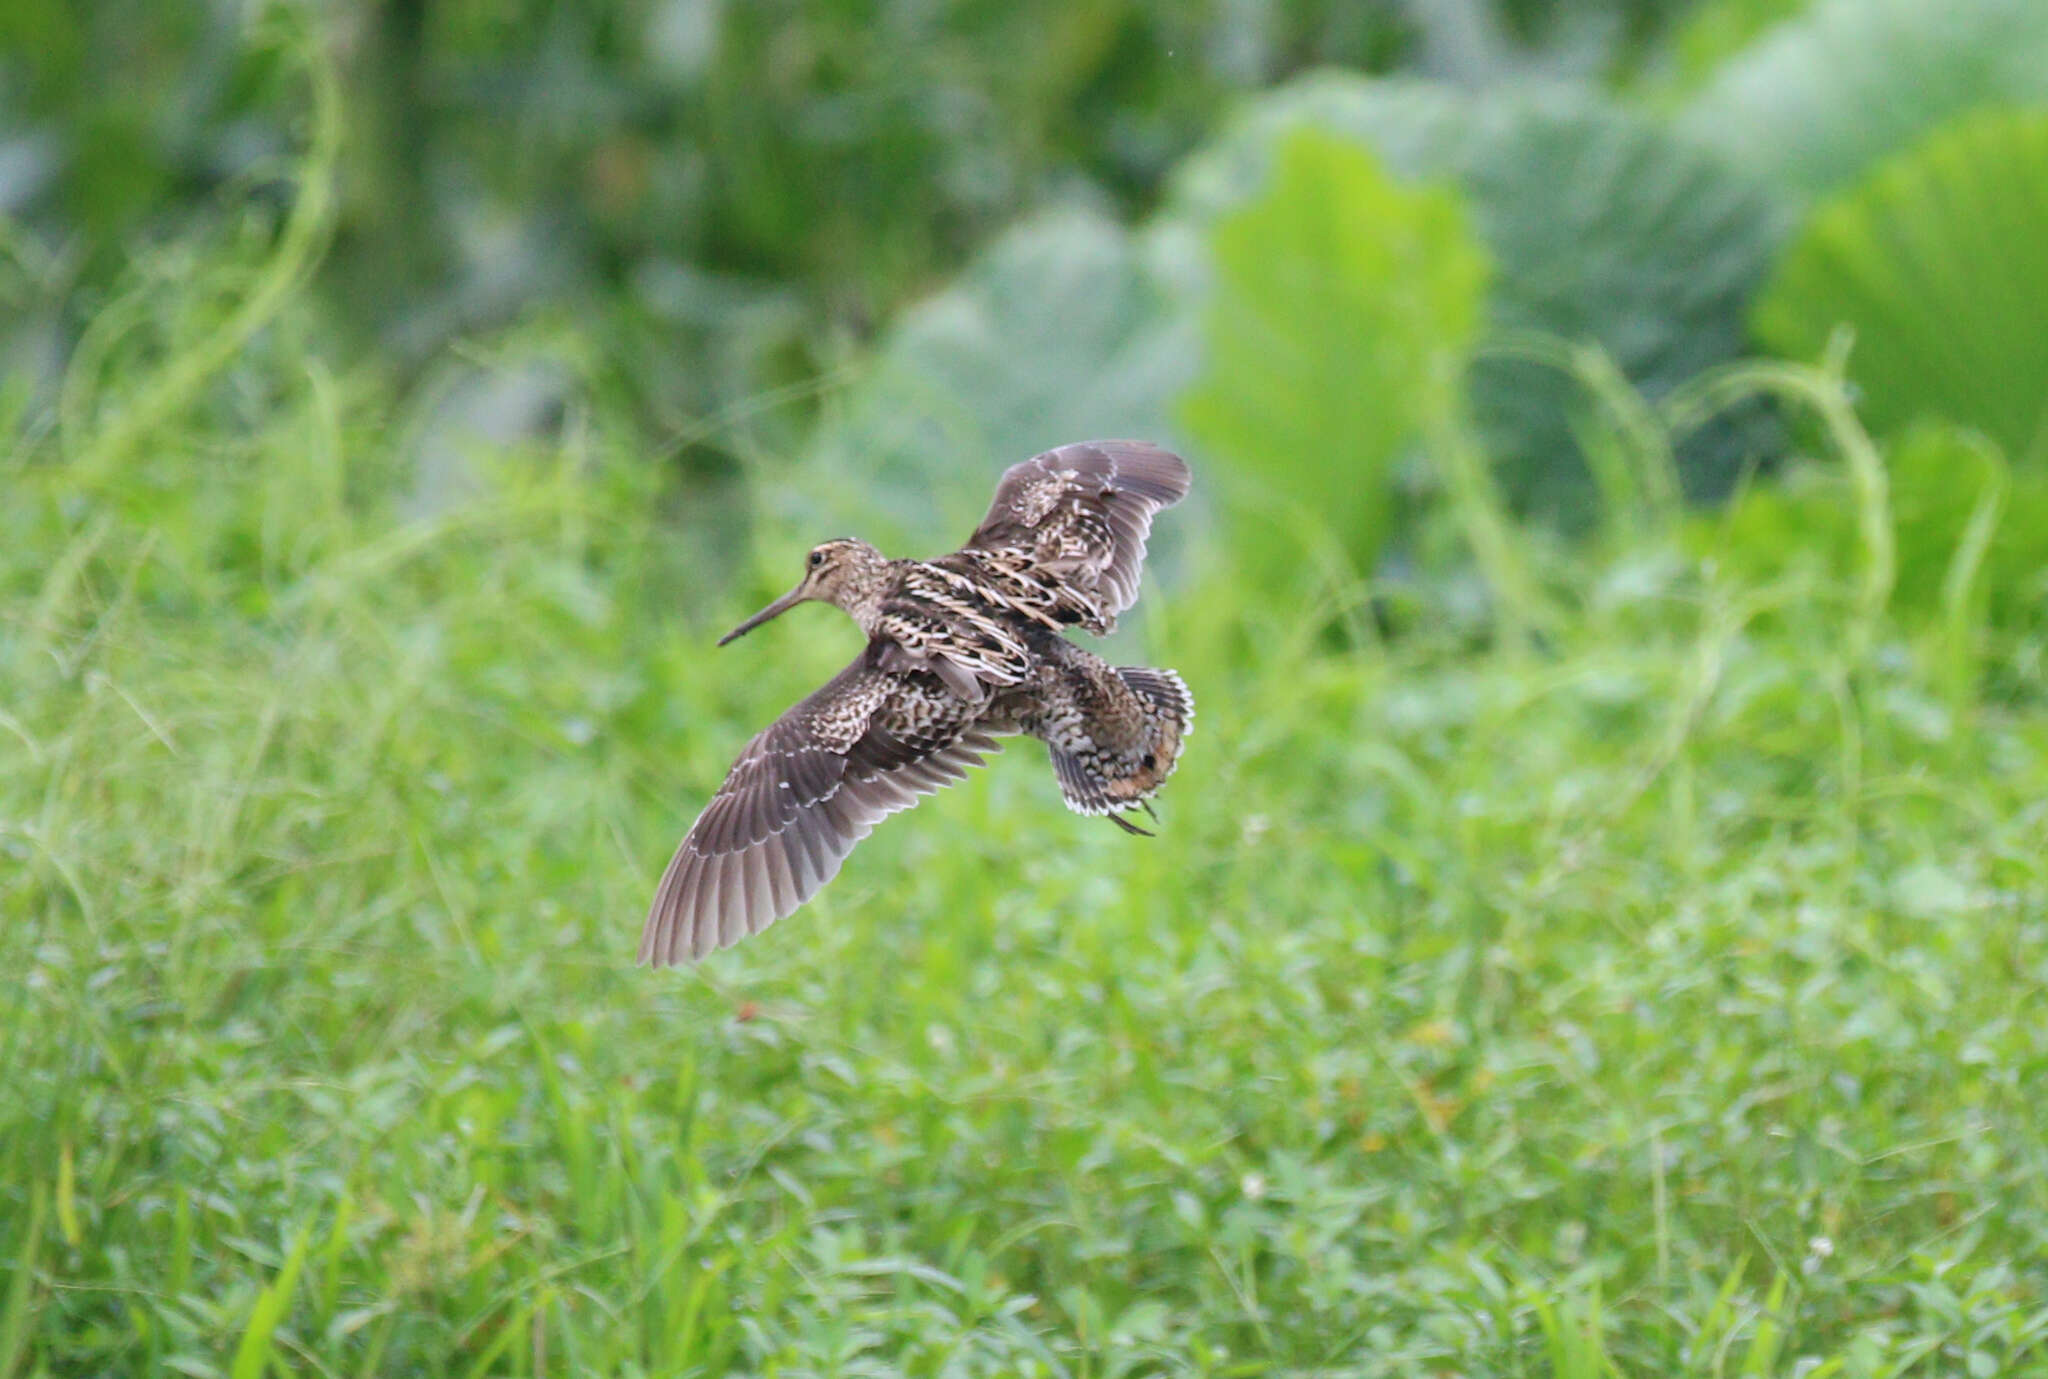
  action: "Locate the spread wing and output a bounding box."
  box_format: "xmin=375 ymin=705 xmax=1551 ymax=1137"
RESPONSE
xmin=639 ymin=656 xmax=1000 ymax=966
xmin=962 ymin=440 xmax=1191 ymax=629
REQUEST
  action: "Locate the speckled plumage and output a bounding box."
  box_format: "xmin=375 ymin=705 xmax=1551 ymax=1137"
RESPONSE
xmin=985 ymin=638 xmax=1195 ymax=819
xmin=640 ymin=440 xmax=1194 ymax=966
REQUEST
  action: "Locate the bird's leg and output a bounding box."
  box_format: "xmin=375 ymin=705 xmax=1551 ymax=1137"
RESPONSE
xmin=1139 ymin=799 xmax=1159 ymax=822
xmin=1107 ymin=811 xmax=1154 ymax=837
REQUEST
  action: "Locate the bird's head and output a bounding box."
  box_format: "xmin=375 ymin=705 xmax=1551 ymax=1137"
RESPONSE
xmin=718 ymin=538 xmax=885 ymax=645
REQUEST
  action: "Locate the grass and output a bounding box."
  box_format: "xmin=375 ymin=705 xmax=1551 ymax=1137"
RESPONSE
xmin=6 ymin=227 xmax=2048 ymax=1377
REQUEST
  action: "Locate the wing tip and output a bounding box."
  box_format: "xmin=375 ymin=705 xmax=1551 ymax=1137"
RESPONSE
xmin=1074 ymin=439 xmax=1191 ymax=507
xmin=638 ymin=818 xmax=852 ymax=968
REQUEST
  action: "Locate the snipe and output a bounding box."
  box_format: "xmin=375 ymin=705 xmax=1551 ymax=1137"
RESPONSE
xmin=640 ymin=440 xmax=1194 ymax=965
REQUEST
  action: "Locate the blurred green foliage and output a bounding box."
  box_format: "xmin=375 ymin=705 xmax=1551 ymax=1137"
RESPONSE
xmin=6 ymin=0 xmax=2046 ymax=602
xmin=4 ymin=0 xmax=1706 ymax=470
xmin=804 ymin=205 xmax=1200 ymax=547
xmin=1167 ymin=74 xmax=1786 ymax=520
xmin=1657 ymin=0 xmax=1808 ymax=93
xmin=1679 ymin=0 xmax=2048 ymax=203
xmin=1754 ymin=108 xmax=2048 ymax=468
xmin=3 ymin=0 xmax=1424 ymax=434
xmin=1695 ymin=421 xmax=2048 ymax=643
xmin=1179 ymin=130 xmax=1486 ymax=590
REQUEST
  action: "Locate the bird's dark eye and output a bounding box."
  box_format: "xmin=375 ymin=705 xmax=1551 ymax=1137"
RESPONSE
xmin=808 ymin=549 xmax=826 ymax=569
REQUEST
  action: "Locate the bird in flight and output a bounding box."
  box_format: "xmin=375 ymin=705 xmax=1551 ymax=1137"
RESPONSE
xmin=639 ymin=440 xmax=1195 ymax=965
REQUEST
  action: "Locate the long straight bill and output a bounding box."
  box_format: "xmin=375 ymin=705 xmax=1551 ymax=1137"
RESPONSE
xmin=717 ymin=585 xmax=806 ymax=646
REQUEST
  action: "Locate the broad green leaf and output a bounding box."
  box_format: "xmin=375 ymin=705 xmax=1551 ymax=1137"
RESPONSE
xmin=1753 ymin=108 xmax=2048 ymax=468
xmin=806 ymin=206 xmax=1199 ymax=549
xmin=1681 ymin=0 xmax=2048 ymax=204
xmin=1178 ymin=129 xmax=1487 ymax=586
xmin=1169 ymin=75 xmax=1784 ymax=520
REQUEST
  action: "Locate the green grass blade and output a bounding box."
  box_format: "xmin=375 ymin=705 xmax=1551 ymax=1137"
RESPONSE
xmin=230 ymin=1228 xmax=312 ymax=1379
xmin=0 ymin=1185 xmax=48 ymax=1379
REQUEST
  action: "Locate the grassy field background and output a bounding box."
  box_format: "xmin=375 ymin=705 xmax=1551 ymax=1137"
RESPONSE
xmin=5 ymin=314 xmax=2047 ymax=1376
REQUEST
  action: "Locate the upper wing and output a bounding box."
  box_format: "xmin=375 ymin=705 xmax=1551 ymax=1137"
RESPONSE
xmin=639 ymin=656 xmax=1000 ymax=966
xmin=962 ymin=440 xmax=1191 ymax=629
